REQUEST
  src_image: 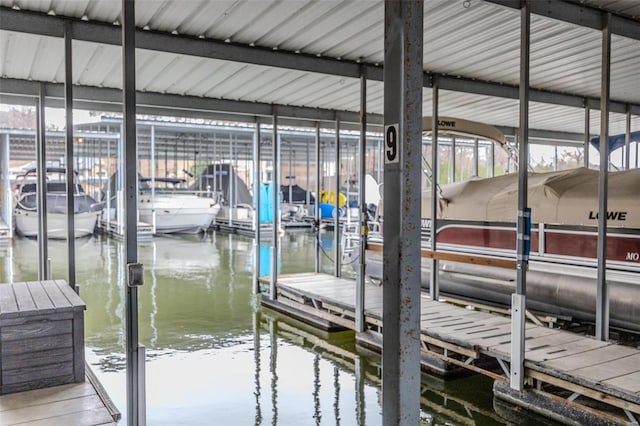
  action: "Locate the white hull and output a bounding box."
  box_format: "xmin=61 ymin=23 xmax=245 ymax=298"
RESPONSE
xmin=14 ymin=210 xmax=100 ymax=239
xmin=139 ymin=193 xmax=220 ymax=233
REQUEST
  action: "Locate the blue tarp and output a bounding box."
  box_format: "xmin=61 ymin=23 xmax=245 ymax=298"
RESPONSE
xmin=590 ymin=130 xmax=640 ymax=154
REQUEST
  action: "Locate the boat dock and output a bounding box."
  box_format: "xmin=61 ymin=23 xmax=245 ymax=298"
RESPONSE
xmin=0 ymin=279 xmax=120 ymax=425
xmin=0 ymin=366 xmax=121 ymax=425
xmin=98 ymin=218 xmax=153 ymax=241
xmin=261 ymin=273 xmax=640 ymax=425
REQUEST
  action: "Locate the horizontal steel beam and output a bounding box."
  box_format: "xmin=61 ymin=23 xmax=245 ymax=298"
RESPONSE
xmin=1 ymin=7 xmax=639 ymax=115
xmin=496 ymin=125 xmax=584 ymax=144
xmin=0 ymin=78 xmax=383 ymax=126
xmin=487 ymin=0 xmax=640 ymax=40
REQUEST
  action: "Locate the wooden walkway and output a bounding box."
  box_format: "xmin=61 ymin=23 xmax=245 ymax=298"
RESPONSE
xmin=264 ymin=272 xmax=640 ymax=425
xmin=0 ymin=366 xmax=120 ymax=426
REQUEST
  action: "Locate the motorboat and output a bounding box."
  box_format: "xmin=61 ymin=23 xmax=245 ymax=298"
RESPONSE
xmin=138 ymin=177 xmax=221 ymax=234
xmin=350 ymin=118 xmax=640 ymax=333
xmin=13 ymin=167 xmax=102 ymax=239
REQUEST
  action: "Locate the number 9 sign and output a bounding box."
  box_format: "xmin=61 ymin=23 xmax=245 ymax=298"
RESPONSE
xmin=385 ymin=124 xmax=399 ymax=164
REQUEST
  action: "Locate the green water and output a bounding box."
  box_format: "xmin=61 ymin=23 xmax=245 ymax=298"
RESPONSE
xmin=1 ymin=231 xmax=513 ymax=425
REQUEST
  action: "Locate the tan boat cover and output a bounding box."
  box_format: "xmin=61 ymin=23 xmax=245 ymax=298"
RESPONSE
xmin=421 ymin=167 xmax=640 ymax=228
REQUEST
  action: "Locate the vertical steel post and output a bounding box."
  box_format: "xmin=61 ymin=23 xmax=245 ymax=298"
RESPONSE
xmin=118 ymin=125 xmax=124 ymax=236
xmin=625 ymin=105 xmax=631 ymax=170
xmin=37 ymin=84 xmax=49 ymax=281
xmin=430 ymin=85 xmax=439 ymax=301
xmin=450 ymin=135 xmax=456 ymax=183
xmin=150 ymin=125 xmax=156 ymax=234
xmin=253 ymin=121 xmax=261 ymax=294
xmin=306 ymin=134 xmax=310 ymax=206
xmin=491 ymin=142 xmax=495 ymax=177
xmin=315 ymin=123 xmax=321 ymax=273
xmin=596 ymin=12 xmax=612 ymax=342
xmin=334 ymin=118 xmax=341 ymax=277
xmin=356 ymin=68 xmax=367 ymax=333
xmin=2 ymin=134 xmax=11 ymax=237
xmin=473 ymin=138 xmax=479 ymax=177
xmin=229 ymin=134 xmax=234 ymax=227
xmin=584 ymin=101 xmax=590 ymax=168
xmin=382 ymin=1 xmax=423 ymax=423
xmin=122 ymin=1 xmax=144 ymax=424
xmin=64 ymin=23 xmax=76 ymax=290
xmin=270 ymin=112 xmax=279 ymax=299
xmin=511 ymin=0 xmax=530 ymax=392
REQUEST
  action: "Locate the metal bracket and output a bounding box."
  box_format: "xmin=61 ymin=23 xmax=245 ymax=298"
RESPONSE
xmin=128 ymin=262 xmax=145 ymax=287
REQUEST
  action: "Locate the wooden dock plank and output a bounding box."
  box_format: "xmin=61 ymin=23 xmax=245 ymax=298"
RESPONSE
xmin=481 ymin=326 xmax=560 ymax=349
xmin=569 ymin=353 xmax=640 ymax=383
xmin=11 ymin=283 xmax=36 ymax=313
xmin=0 ymin=372 xmax=118 ymax=426
xmin=0 ymin=381 xmax=94 ymax=411
xmin=0 ymin=284 xmax=18 ymax=315
xmin=53 ymin=280 xmax=85 ymax=308
xmin=0 ymin=394 xmax=106 ymax=425
xmin=40 ymin=281 xmax=72 ymax=310
xmin=25 ymin=282 xmax=55 ymax=313
xmin=267 ymin=272 xmax=640 ymax=418
xmin=544 ymin=345 xmax=639 ymax=373
xmin=489 ymin=331 xmax=585 ymax=358
xmin=603 ymin=371 xmax=640 ymax=393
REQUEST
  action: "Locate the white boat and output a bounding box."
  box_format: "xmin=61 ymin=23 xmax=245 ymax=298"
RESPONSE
xmin=13 ymin=168 xmax=102 ymax=239
xmin=348 ymin=118 xmax=640 ymax=333
xmin=138 ymin=177 xmax=221 ymax=234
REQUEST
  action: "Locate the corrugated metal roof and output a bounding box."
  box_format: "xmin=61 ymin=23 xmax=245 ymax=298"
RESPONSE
xmin=0 ymin=0 xmax=638 ymax=139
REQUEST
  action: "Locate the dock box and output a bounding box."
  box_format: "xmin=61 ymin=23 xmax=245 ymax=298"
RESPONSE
xmin=0 ymin=280 xmax=86 ymax=394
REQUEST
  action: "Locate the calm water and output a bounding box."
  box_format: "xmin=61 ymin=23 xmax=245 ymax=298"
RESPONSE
xmin=1 ymin=231 xmax=517 ymax=425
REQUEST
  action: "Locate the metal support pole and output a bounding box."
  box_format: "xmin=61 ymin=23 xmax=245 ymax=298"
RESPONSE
xmin=625 ymin=105 xmax=631 ymax=170
xmin=356 ymin=68 xmax=367 ymax=333
xmin=450 ymin=135 xmax=456 ymax=183
xmin=584 ymin=101 xmax=590 ymax=168
xmin=491 ymin=142 xmax=495 ymax=177
xmin=382 ymin=1 xmax=423 ymax=424
xmin=511 ymin=0 xmax=530 ymax=392
xmin=253 ymin=121 xmax=261 ymax=294
xmin=306 ymin=134 xmax=310 ymax=206
xmin=150 ymin=125 xmax=156 ymax=234
xmin=430 ymin=84 xmax=439 ymax=301
xmin=315 ymin=123 xmax=321 ymax=273
xmin=334 ymin=118 xmax=341 ymax=277
xmin=229 ymin=134 xmax=234 ymax=227
xmin=37 ymin=84 xmax=49 ymax=281
xmin=473 ymin=138 xmax=479 ymax=177
xmin=596 ymin=12 xmax=612 ymax=342
xmin=3 ymin=134 xmax=12 ymax=237
xmin=270 ymin=111 xmax=279 ymax=299
xmin=64 ymin=23 xmax=76 ymax=291
xmin=122 ymin=0 xmax=145 ymax=424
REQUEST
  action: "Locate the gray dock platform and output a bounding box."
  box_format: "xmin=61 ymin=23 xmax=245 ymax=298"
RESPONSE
xmin=0 ymin=366 xmax=120 ymax=425
xmin=98 ymin=218 xmax=153 ymax=241
xmin=262 ymin=272 xmax=640 ymax=425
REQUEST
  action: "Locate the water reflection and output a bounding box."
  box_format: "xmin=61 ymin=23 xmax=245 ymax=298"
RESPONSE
xmin=1 ymin=231 xmax=513 ymax=425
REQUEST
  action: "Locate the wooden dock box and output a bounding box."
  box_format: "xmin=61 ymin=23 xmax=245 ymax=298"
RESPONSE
xmin=0 ymin=280 xmax=86 ymax=394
